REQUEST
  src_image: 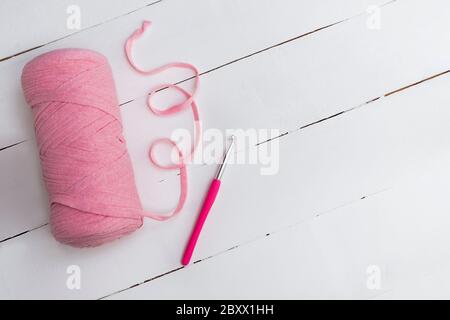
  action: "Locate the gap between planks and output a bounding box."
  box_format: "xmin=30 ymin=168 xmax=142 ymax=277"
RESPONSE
xmin=0 ymin=0 xmax=163 ymax=63
xmin=99 ymin=187 xmax=388 ymax=299
xmin=2 ymin=67 xmax=450 ymax=245
xmin=0 ymin=0 xmax=397 ymax=151
xmin=0 ymin=0 xmax=435 ymax=298
xmin=1 ymin=64 xmax=445 ymax=298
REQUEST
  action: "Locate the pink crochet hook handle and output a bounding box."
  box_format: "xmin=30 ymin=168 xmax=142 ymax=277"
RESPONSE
xmin=182 ymin=136 xmax=235 ymax=266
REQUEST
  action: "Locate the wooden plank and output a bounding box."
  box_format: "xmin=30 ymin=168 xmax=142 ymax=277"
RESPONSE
xmin=2 ymin=59 xmax=450 ymax=298
xmin=0 ymin=142 xmax=48 ymax=242
xmin=1 ymin=0 xmax=449 ymax=241
xmin=0 ymin=0 xmax=158 ymax=60
xmin=110 ymin=157 xmax=450 ymax=299
xmin=0 ymin=0 xmax=389 ymax=148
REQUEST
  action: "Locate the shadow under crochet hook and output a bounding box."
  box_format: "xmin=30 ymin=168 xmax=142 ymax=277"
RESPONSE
xmin=181 ymin=135 xmax=236 ymax=266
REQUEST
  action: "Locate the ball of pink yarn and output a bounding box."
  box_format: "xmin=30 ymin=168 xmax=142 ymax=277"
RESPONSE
xmin=21 ymin=48 xmax=144 ymax=247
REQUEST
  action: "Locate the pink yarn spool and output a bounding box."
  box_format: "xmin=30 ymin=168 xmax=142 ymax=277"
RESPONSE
xmin=21 ymin=48 xmax=144 ymax=247
xmin=21 ymin=22 xmax=200 ymax=247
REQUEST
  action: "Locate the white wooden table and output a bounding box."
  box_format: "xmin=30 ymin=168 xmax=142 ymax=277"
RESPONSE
xmin=1 ymin=0 xmax=450 ymax=300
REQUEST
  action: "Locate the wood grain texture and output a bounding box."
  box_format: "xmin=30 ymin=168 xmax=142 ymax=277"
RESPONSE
xmin=0 ymin=0 xmax=394 ymax=242
xmin=2 ymin=58 xmax=450 ymax=299
xmin=110 ymin=157 xmax=450 ymax=299
xmin=0 ymin=0 xmax=388 ymax=148
xmin=1 ymin=0 xmax=450 ymax=299
xmin=0 ymin=0 xmax=159 ymax=60
xmin=1 ymin=0 xmax=447 ymax=244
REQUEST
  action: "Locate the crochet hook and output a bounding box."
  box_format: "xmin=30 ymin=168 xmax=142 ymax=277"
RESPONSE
xmin=182 ymin=135 xmax=235 ymax=265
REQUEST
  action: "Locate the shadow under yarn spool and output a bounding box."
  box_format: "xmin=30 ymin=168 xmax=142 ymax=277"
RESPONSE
xmin=21 ymin=48 xmax=144 ymax=247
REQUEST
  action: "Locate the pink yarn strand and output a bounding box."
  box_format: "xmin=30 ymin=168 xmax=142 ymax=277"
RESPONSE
xmin=125 ymin=20 xmax=202 ymax=221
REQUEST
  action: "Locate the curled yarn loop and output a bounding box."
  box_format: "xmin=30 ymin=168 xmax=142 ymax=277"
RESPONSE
xmin=21 ymin=21 xmax=200 ymax=246
xmin=125 ymin=20 xmax=201 ymax=221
